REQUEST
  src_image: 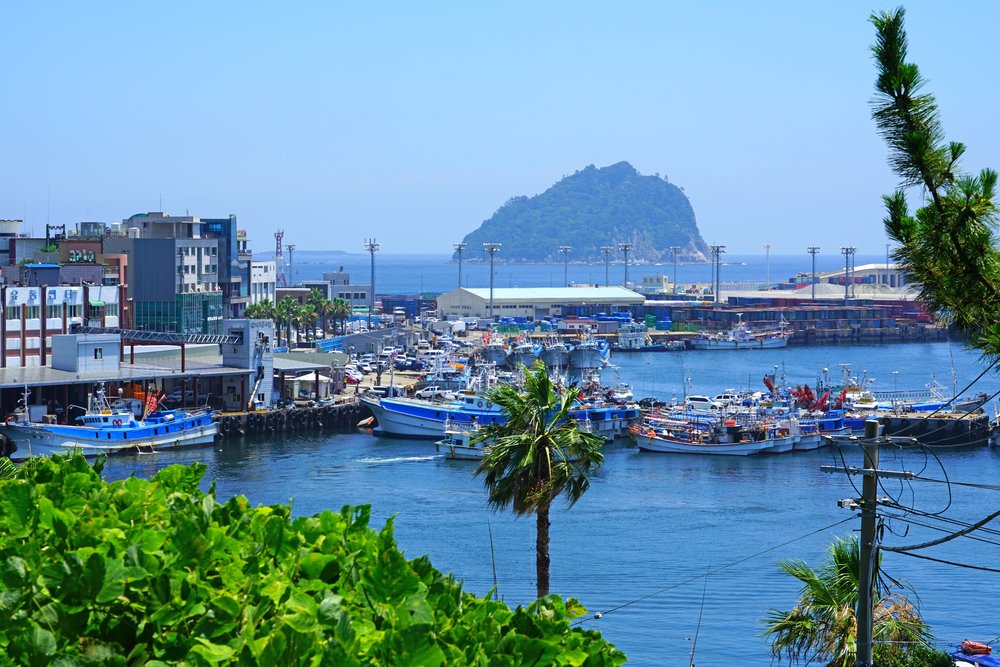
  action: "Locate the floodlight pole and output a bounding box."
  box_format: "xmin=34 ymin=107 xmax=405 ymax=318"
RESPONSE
xmin=808 ymin=246 xmax=820 ymax=301
xmin=483 ymin=243 xmax=501 ymax=319
xmin=453 ymin=242 xmax=467 ymax=289
xmin=709 ymin=245 xmax=726 ymax=303
xmin=669 ymin=246 xmax=680 ymax=294
xmin=559 ymin=245 xmax=571 ymax=287
xmin=600 ymin=246 xmax=613 ymax=286
xmin=364 ymin=239 xmax=380 ymax=329
xmin=618 ymin=243 xmax=632 ymax=287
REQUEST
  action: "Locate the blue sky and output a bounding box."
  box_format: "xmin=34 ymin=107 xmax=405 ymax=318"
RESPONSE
xmin=3 ymin=2 xmax=998 ymax=255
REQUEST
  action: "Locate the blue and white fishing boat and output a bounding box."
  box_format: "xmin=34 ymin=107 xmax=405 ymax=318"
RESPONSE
xmin=570 ymin=335 xmax=610 ymax=369
xmin=361 ymin=391 xmax=638 ymax=441
xmin=540 ymin=340 xmax=572 ymax=370
xmin=508 ymin=342 xmax=541 ymax=368
xmin=4 ymin=384 xmax=218 ymax=460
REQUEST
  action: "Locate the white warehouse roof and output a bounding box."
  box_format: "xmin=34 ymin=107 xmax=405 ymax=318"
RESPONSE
xmin=450 ymin=287 xmax=644 ymax=302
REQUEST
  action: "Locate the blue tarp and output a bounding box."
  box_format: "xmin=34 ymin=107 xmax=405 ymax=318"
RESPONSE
xmin=951 ymin=651 xmax=1000 ymax=667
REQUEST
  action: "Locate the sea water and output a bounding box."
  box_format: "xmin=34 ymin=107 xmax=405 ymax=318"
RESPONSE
xmin=101 ymin=341 xmax=1000 ymax=665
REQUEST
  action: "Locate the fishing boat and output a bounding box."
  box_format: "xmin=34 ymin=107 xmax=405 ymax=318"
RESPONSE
xmin=478 ymin=340 xmax=509 ymax=367
xmin=570 ymin=335 xmax=610 ymax=369
xmin=508 ymin=341 xmax=541 ymax=368
xmin=435 ymin=420 xmax=488 ymax=460
xmin=361 ymin=391 xmax=638 ymax=441
xmin=540 ymin=340 xmax=571 ymax=370
xmin=690 ymin=314 xmax=791 ymax=350
xmin=4 ymin=384 xmax=218 ymax=460
xmin=630 ymin=421 xmax=778 ymax=456
xmin=615 ymin=322 xmax=648 ymax=350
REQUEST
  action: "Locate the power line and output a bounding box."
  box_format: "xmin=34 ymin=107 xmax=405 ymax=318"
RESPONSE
xmin=888 ymin=549 xmax=1000 ymax=574
xmin=571 ymin=516 xmax=855 ymax=626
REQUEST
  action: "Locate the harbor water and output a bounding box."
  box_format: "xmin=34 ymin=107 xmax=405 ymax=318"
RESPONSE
xmin=100 ymin=341 xmax=1000 ymax=665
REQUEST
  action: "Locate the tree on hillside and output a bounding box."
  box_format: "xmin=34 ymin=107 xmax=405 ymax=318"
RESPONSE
xmin=763 ymin=535 xmax=930 ymax=667
xmin=473 ymin=361 xmax=604 ymax=599
xmin=871 ymin=7 xmax=1000 ymax=358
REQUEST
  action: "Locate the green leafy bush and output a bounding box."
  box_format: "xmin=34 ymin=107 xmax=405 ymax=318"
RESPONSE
xmin=873 ymin=643 xmax=953 ymax=667
xmin=0 ymin=454 xmax=625 ymax=666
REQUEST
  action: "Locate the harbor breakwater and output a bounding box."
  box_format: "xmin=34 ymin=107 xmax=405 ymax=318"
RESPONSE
xmin=216 ymin=401 xmax=373 ymax=438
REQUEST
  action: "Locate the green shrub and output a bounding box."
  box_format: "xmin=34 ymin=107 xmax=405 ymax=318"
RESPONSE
xmin=874 ymin=642 xmax=954 ymax=667
xmin=0 ymin=454 xmax=625 ymax=666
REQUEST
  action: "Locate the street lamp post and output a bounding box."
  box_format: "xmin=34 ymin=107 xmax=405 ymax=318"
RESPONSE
xmin=764 ymin=243 xmax=771 ymax=288
xmin=709 ymin=245 xmax=726 ymax=302
xmin=559 ymin=245 xmax=571 ymax=287
xmin=600 ymin=246 xmax=612 ymax=286
xmin=840 ymin=246 xmax=856 ymax=305
xmin=618 ymin=243 xmax=632 ymax=287
xmin=669 ymin=246 xmax=680 ymax=294
xmin=483 ymin=243 xmax=502 ymax=319
xmin=364 ymin=239 xmax=380 ymax=329
xmin=807 ymin=247 xmax=820 ymax=301
xmin=453 ymin=242 xmax=467 ymax=289
xmin=286 ymin=244 xmax=296 ymax=287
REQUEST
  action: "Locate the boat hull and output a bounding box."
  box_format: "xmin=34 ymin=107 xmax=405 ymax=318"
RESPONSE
xmin=690 ymin=336 xmax=789 ymax=350
xmin=435 ymin=440 xmax=485 ymax=460
xmin=634 ymin=432 xmax=772 ymax=456
xmin=570 ymin=348 xmax=606 ymax=369
xmin=540 ymin=349 xmax=570 ymax=369
xmin=5 ymin=419 xmax=218 ymax=460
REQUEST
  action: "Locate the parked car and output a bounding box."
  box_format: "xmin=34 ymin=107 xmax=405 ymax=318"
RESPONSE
xmin=356 ymin=362 xmax=373 ymax=373
xmin=414 ymin=386 xmax=454 ymax=400
xmin=685 ymin=395 xmax=724 ymax=412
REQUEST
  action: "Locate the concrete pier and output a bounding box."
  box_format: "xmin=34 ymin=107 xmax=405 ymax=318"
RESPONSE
xmin=215 ymin=400 xmax=374 ymax=438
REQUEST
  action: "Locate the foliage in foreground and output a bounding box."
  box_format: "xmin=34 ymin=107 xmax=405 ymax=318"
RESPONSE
xmin=872 ymin=7 xmax=1000 ymax=359
xmin=873 ymin=642 xmax=953 ymax=667
xmin=763 ymin=536 xmax=931 ymax=667
xmin=0 ymin=454 xmax=625 ymax=666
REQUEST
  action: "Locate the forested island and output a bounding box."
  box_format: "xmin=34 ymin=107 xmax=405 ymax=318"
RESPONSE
xmin=458 ymin=162 xmax=709 ymax=262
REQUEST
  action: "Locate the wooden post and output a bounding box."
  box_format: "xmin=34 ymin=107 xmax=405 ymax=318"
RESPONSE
xmin=856 ymin=419 xmax=880 ymax=667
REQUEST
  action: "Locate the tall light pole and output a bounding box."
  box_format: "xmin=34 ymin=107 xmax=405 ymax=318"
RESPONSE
xmin=453 ymin=242 xmax=467 ymax=289
xmin=807 ymin=246 xmax=820 ymax=301
xmin=670 ymin=246 xmax=681 ymax=294
xmin=618 ymin=243 xmax=632 ymax=287
xmin=709 ymin=245 xmax=726 ymax=303
xmin=286 ymin=244 xmax=296 ymax=287
xmin=764 ymin=243 xmax=772 ymax=288
xmin=483 ymin=242 xmax=501 ymax=319
xmin=840 ymin=246 xmax=856 ymax=305
xmin=600 ymin=246 xmax=612 ymax=286
xmin=364 ymin=239 xmax=380 ymax=329
xmin=559 ymin=245 xmax=571 ymax=287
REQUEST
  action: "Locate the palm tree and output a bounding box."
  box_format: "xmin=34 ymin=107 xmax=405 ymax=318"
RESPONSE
xmin=763 ymin=535 xmax=930 ymax=667
xmin=276 ymin=296 xmax=298 ymax=348
xmin=330 ymin=298 xmax=351 ymax=334
xmin=246 ymin=298 xmax=275 ymax=322
xmin=306 ymin=289 xmax=329 ymax=336
xmin=298 ymin=305 xmax=317 ymax=343
xmin=473 ymin=360 xmax=604 ymax=599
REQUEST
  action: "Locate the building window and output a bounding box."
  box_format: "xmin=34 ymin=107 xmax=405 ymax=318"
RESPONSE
xmin=94 ymin=348 xmax=103 ymax=360
xmin=5 ymin=307 xmax=18 ymax=320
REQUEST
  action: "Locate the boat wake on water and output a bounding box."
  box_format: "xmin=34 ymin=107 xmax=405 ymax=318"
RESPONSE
xmin=355 ymin=455 xmax=442 ymax=465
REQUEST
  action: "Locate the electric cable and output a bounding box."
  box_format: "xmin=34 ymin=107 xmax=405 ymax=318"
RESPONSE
xmin=888 ymin=549 xmax=1000 ymax=574
xmin=571 ymin=516 xmax=855 ymax=626
xmin=880 ymin=506 xmax=1000 ymax=553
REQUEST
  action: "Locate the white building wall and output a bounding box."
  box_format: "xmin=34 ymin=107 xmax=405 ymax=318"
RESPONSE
xmin=250 ymin=261 xmax=277 ymax=305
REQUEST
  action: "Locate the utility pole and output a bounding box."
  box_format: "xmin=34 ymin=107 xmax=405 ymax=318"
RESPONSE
xmin=286 ymin=244 xmax=296 ymax=287
xmin=764 ymin=243 xmax=771 ymax=288
xmin=821 ymin=420 xmax=914 ymax=667
xmin=483 ymin=242 xmax=501 ymax=319
xmin=670 ymin=246 xmax=680 ymax=294
xmin=808 ymin=247 xmax=820 ymax=301
xmin=600 ymin=246 xmax=612 ymax=286
xmin=364 ymin=239 xmax=380 ymax=330
xmin=885 ymin=242 xmax=890 ymax=285
xmin=559 ymin=245 xmax=571 ymax=287
xmin=709 ymin=245 xmax=726 ymax=303
xmin=618 ymin=243 xmax=632 ymax=287
xmin=453 ymin=242 xmax=467 ymax=289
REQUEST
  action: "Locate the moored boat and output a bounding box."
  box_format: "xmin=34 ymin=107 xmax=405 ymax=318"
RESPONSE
xmin=690 ymin=314 xmax=791 ymax=350
xmin=4 ymin=385 xmax=218 ymax=460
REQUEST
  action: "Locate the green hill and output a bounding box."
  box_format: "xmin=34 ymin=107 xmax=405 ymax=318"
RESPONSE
xmin=459 ymin=162 xmax=708 ymax=262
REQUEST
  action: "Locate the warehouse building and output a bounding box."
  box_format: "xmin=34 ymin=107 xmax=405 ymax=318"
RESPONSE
xmin=435 ymin=287 xmax=644 ymax=320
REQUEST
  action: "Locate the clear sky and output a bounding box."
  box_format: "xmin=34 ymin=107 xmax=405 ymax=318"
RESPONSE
xmin=3 ymin=2 xmax=998 ymax=256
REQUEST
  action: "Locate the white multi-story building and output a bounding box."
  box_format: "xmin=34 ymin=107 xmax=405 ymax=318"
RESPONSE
xmin=250 ymin=261 xmax=277 ymax=305
xmin=2 ymin=284 xmax=122 ymax=368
